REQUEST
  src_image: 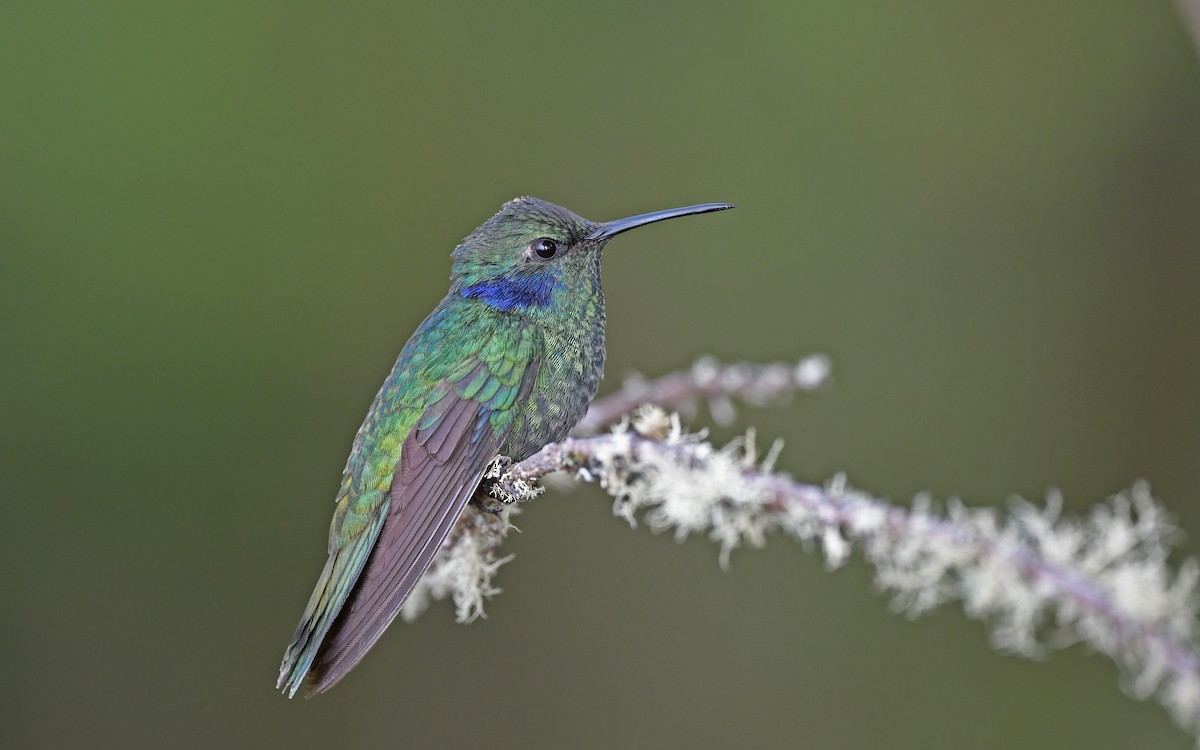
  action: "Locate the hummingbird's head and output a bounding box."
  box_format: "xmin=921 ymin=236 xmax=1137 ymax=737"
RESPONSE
xmin=450 ymin=197 xmax=598 ymax=312
xmin=450 ymin=196 xmax=733 ymax=315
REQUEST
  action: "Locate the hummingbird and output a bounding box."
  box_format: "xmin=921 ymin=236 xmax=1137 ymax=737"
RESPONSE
xmin=277 ymin=196 xmax=733 ymax=697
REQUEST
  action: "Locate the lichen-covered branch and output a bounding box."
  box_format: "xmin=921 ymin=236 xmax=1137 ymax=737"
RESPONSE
xmin=404 ymin=407 xmax=1200 ymax=745
xmin=574 ymin=353 xmax=831 ymax=434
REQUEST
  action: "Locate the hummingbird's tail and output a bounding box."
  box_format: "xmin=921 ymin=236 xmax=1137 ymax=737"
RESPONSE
xmin=277 ymin=514 xmax=384 ymax=698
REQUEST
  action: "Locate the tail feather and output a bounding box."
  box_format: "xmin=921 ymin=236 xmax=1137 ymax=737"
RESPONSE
xmin=277 ymin=515 xmax=385 ymax=698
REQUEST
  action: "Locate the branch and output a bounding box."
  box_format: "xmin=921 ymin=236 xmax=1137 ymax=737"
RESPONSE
xmin=404 ymin=406 xmax=1200 ymax=745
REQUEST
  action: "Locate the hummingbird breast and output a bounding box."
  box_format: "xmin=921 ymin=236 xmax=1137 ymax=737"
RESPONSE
xmin=500 ymin=272 xmax=606 ymax=461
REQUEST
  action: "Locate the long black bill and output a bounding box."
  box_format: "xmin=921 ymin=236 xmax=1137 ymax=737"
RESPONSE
xmin=587 ymin=202 xmax=734 ymax=241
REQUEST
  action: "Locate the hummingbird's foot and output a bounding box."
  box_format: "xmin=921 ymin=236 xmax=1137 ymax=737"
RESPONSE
xmin=474 ymin=455 xmax=514 ymax=513
xmin=484 ymin=454 xmax=513 ymax=478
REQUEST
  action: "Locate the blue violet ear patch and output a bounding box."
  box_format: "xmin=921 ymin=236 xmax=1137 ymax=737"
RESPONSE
xmin=461 ymin=273 xmax=555 ymax=312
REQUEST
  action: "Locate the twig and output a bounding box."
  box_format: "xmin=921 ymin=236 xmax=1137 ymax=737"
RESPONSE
xmin=574 ymin=354 xmax=831 ymax=434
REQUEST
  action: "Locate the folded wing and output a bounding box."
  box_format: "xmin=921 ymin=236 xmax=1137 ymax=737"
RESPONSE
xmin=277 ymin=316 xmax=542 ymax=697
xmin=306 ymin=391 xmax=499 ymax=693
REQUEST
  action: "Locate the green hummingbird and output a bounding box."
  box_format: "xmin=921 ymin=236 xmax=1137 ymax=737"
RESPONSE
xmin=277 ymin=196 xmax=733 ymax=697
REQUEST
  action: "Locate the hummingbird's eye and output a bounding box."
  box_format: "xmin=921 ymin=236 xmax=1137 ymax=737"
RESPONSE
xmin=530 ymin=238 xmax=559 ymax=259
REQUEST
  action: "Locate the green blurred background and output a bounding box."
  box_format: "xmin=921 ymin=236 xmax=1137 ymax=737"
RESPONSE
xmin=4 ymin=1 xmax=1200 ymax=748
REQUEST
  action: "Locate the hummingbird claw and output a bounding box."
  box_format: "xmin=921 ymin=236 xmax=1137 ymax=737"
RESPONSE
xmin=474 ymin=455 xmax=516 ymax=512
xmin=484 ymin=454 xmax=513 ymax=478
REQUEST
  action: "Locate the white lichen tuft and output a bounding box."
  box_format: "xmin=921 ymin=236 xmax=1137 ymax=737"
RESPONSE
xmin=794 ymin=353 xmax=833 ymax=390
xmin=400 ymin=504 xmax=516 ymax=624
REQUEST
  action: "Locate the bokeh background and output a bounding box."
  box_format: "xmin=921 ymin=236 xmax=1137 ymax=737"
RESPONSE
xmin=4 ymin=2 xmax=1200 ymax=748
